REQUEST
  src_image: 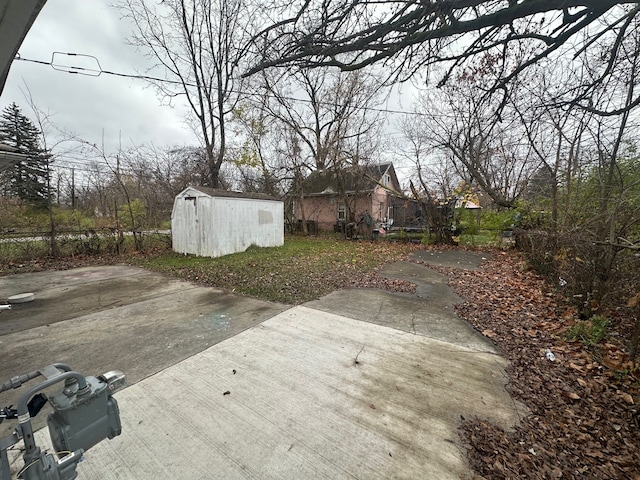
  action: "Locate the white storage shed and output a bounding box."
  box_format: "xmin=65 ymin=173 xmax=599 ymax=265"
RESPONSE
xmin=171 ymin=186 xmax=284 ymax=258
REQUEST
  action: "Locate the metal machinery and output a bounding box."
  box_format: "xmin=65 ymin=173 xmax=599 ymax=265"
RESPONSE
xmin=0 ymin=364 xmax=125 ymax=480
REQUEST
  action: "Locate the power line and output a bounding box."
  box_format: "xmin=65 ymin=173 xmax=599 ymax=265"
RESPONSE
xmin=14 ymin=52 xmax=449 ymax=119
xmin=16 ymin=52 xmax=193 ymax=87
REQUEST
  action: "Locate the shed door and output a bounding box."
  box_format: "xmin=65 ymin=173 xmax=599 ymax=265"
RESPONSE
xmin=184 ymin=196 xmax=200 ymax=254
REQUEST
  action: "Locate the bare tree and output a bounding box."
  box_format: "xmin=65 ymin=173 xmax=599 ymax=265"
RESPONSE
xmin=512 ymin=68 xmax=592 ymax=229
xmin=399 ymin=114 xmax=459 ymax=243
xmin=229 ymin=95 xmax=286 ymax=196
xmin=254 ymin=67 xmax=386 ymax=233
xmin=81 ymin=160 xmax=111 ymax=218
xmin=117 ymin=0 xmax=256 ymax=188
xmin=400 ymin=114 xmax=459 ymax=201
xmin=411 ymin=83 xmax=538 ymax=209
xmin=585 ymin=82 xmax=640 ymax=311
xmin=21 ymin=85 xmax=91 ymax=255
xmin=275 ymin=126 xmax=309 ymax=232
xmin=260 ymin=67 xmax=385 ymax=171
xmin=124 ymin=145 xmax=210 ymax=200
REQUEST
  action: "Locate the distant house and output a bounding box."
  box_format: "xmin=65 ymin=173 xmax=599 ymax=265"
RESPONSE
xmin=293 ymin=163 xmax=422 ymax=234
xmin=172 ymin=186 xmax=284 ymax=258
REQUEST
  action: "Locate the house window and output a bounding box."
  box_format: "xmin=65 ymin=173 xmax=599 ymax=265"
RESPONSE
xmin=385 ymin=174 xmax=391 ymax=187
xmin=337 ymin=203 xmax=346 ymax=221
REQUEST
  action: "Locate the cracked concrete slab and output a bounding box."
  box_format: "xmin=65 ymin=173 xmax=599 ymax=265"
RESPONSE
xmin=0 ymin=266 xmax=287 ymax=438
xmin=305 ymin=260 xmax=497 ymax=353
xmin=34 ymin=306 xmax=522 ymax=480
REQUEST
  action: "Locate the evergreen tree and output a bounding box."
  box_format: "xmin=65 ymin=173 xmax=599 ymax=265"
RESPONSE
xmin=0 ymin=103 xmax=52 ymax=207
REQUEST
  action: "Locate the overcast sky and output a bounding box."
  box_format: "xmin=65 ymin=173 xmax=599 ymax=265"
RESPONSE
xmin=0 ymin=0 xmax=196 ymax=160
xmin=0 ymin=0 xmax=420 ymax=183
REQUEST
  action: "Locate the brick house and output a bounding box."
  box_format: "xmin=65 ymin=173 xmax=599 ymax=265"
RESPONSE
xmin=293 ymin=163 xmax=422 ymax=234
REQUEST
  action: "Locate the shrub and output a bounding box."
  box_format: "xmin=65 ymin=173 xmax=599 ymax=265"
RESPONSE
xmin=566 ymin=315 xmax=610 ymax=346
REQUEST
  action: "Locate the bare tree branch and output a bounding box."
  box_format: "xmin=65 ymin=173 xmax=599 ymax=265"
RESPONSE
xmin=245 ymin=1 xmax=637 ymax=114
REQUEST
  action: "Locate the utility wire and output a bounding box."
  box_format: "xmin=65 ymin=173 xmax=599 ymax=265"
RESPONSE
xmin=13 ymin=52 xmax=426 ymax=177
xmin=16 ymin=52 xmax=192 ymax=86
xmin=14 ymin=52 xmax=445 ymax=119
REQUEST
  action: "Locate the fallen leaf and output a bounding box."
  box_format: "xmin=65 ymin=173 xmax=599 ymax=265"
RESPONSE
xmin=602 ymin=355 xmax=623 ymax=370
xmin=569 ymin=362 xmax=584 ymax=372
xmin=482 ymin=329 xmax=497 ymax=338
xmin=450 ymin=250 xmax=639 ymax=479
xmin=620 ymin=393 xmax=634 ymax=404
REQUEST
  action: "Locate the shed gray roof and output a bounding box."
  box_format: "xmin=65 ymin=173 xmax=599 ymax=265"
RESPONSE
xmin=184 ymin=186 xmax=281 ymax=202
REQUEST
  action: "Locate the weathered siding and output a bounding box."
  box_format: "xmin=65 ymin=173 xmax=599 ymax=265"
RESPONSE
xmin=172 ymin=187 xmax=283 ymax=258
xmin=172 ymin=192 xmax=206 ymax=255
xmin=206 ymin=197 xmax=283 ymax=257
xmin=372 ymin=187 xmax=390 ymax=222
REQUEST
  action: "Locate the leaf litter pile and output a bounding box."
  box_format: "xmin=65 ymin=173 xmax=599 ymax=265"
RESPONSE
xmin=432 ymin=250 xmax=640 ymax=479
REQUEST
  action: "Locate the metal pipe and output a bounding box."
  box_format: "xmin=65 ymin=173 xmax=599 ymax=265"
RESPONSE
xmin=52 ymin=363 xmax=72 ymax=372
xmin=0 ymin=371 xmax=40 ymax=394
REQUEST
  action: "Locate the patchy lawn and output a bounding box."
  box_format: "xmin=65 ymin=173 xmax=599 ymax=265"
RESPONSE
xmin=0 ymin=236 xmax=422 ymax=304
xmin=132 ymin=236 xmax=420 ymax=303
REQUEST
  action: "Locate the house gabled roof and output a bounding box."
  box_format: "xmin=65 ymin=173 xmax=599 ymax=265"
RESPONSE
xmin=301 ymin=163 xmax=400 ymax=196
